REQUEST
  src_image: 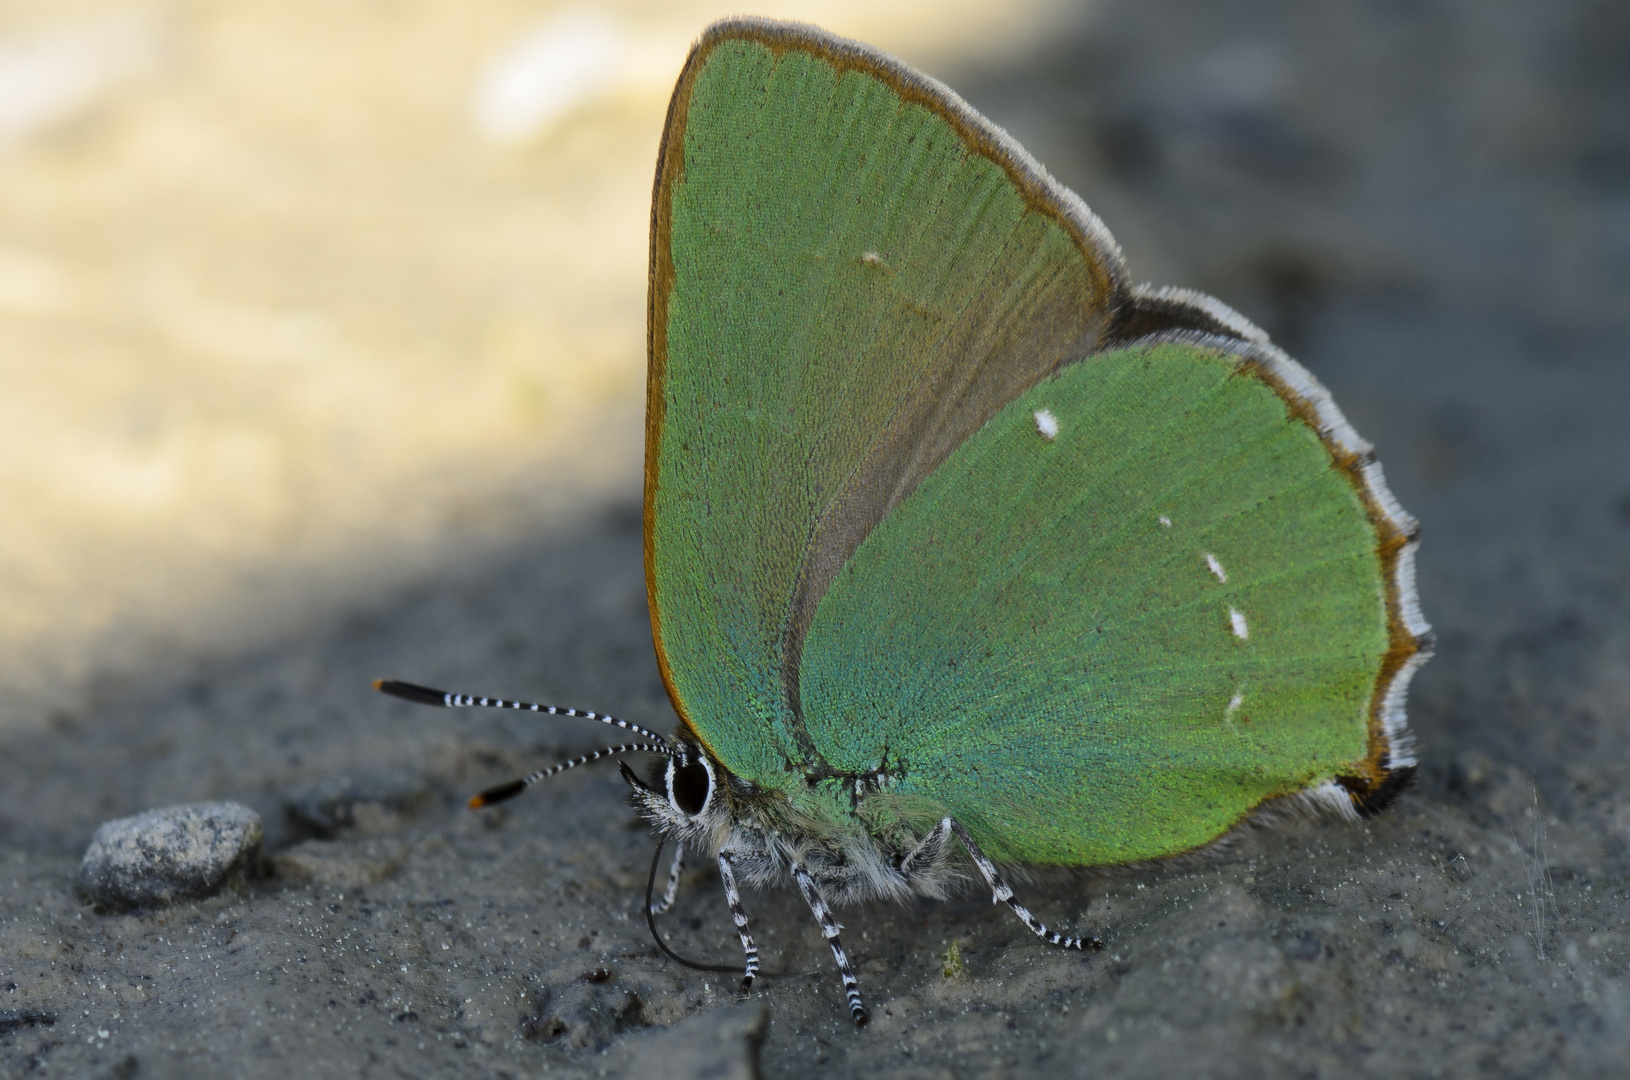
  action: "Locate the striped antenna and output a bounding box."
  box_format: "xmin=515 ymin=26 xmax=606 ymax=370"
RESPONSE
xmin=373 ymin=679 xmax=671 ymax=748
xmin=468 ymin=742 xmax=670 ymax=808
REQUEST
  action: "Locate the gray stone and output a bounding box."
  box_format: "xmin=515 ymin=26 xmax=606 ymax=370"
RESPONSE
xmin=78 ymin=802 xmax=263 ymax=909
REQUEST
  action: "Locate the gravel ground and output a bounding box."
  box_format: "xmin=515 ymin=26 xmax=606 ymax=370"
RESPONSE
xmin=4 ymin=2 xmax=1629 ymax=1077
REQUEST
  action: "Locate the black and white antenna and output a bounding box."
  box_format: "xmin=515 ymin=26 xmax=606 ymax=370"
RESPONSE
xmin=374 ymin=679 xmax=672 ymax=747
xmin=373 ymin=678 xmax=673 ymax=807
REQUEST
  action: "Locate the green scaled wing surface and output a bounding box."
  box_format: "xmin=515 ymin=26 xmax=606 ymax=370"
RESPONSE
xmin=801 ymin=339 xmax=1390 ymax=865
xmin=646 ymin=19 xmax=1429 ymax=857
xmin=647 ymin=21 xmax=1126 ymax=791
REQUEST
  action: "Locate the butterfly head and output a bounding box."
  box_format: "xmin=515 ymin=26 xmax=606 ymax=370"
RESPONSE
xmin=620 ymin=740 xmax=737 ymax=843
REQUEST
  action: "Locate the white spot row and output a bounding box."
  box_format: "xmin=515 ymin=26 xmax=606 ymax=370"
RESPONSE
xmin=1189 ymin=551 xmax=1248 ymax=641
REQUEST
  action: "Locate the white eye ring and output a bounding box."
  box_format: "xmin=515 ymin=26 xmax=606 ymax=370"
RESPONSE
xmin=698 ymin=754 xmax=714 ymax=815
xmin=664 ymin=750 xmax=715 ymax=818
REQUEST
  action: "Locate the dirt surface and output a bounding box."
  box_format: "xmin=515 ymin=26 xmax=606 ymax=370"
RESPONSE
xmin=4 ymin=1 xmax=1630 ymax=1078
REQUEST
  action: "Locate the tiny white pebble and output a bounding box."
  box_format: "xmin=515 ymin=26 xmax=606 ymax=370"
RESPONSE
xmin=1204 ymin=552 xmax=1227 ymax=583
xmin=1229 ymin=607 xmax=1249 ymax=640
xmin=1033 ymin=408 xmax=1059 ymax=440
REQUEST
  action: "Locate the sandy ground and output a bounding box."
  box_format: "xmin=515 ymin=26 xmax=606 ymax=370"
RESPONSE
xmin=4 ymin=1 xmax=1630 ymax=1077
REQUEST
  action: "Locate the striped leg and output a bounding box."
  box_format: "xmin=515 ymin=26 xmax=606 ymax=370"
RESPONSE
xmin=650 ymin=843 xmax=684 ymax=916
xmin=715 ymin=853 xmax=760 ymax=994
xmin=788 ymin=858 xmax=870 ymax=1028
xmin=948 ymin=819 xmax=1103 ymax=951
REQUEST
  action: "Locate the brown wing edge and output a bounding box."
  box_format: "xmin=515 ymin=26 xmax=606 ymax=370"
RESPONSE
xmin=644 ymin=17 xmax=1133 ymax=749
xmin=1118 ymin=297 xmax=1433 ymax=821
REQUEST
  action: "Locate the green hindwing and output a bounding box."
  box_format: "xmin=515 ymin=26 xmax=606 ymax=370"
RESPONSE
xmin=800 ymin=340 xmax=1390 ymax=865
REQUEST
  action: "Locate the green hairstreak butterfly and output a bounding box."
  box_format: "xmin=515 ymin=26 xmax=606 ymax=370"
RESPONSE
xmin=377 ymin=16 xmax=1431 ymax=1028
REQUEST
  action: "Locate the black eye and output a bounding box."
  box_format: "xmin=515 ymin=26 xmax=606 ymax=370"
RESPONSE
xmin=666 ymin=758 xmax=712 ymax=816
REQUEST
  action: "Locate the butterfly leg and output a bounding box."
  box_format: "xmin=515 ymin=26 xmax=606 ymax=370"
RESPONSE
xmin=715 ymin=852 xmax=761 ymax=994
xmin=897 ymin=816 xmax=953 ymax=877
xmin=948 ymin=818 xmax=1104 ymax=951
xmin=650 ymin=842 xmax=685 ymax=916
xmin=787 ymin=856 xmax=870 ymax=1027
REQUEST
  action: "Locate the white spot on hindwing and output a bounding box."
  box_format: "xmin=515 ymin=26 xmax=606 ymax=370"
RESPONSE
xmin=1158 ymin=515 xmax=1172 ymax=527
xmin=1033 ymin=408 xmax=1059 ymax=441
xmin=860 ymin=251 xmax=886 ymax=268
xmin=1225 ymin=689 xmax=1244 ymax=716
xmin=1229 ymin=607 xmax=1249 ymax=640
xmin=1204 ymin=552 xmax=1228 ymax=583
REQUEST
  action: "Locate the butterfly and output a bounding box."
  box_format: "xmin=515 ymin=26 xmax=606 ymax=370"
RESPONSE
xmin=378 ymin=16 xmax=1431 ymax=1028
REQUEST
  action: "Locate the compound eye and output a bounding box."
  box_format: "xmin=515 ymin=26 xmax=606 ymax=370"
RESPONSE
xmin=664 ymin=754 xmax=714 ymax=817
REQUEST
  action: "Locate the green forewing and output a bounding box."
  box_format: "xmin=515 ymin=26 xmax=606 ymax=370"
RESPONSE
xmin=650 ymin=33 xmax=1120 ymax=789
xmin=800 ymin=341 xmax=1389 ymax=865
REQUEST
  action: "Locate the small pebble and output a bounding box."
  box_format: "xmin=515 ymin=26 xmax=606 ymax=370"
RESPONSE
xmin=79 ymin=802 xmax=263 ymax=909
